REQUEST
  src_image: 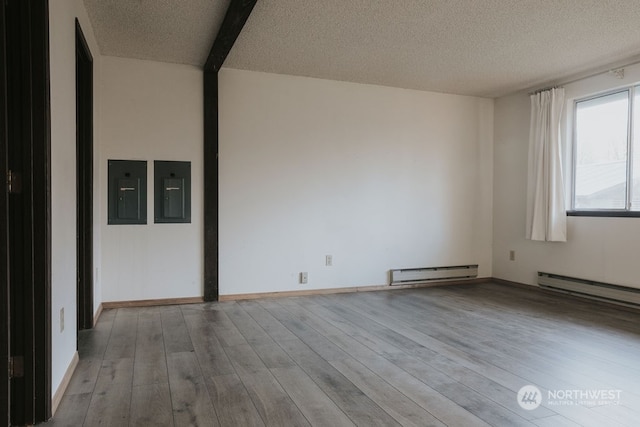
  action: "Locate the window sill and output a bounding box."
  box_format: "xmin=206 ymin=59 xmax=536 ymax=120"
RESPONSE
xmin=567 ymin=210 xmax=640 ymax=218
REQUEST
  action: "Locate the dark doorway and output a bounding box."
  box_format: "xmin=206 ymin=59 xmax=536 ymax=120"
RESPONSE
xmin=76 ymin=19 xmax=93 ymax=331
xmin=4 ymin=0 xmax=51 ymax=424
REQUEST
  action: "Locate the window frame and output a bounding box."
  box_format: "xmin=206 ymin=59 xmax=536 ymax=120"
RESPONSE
xmin=568 ymin=85 xmax=640 ymax=217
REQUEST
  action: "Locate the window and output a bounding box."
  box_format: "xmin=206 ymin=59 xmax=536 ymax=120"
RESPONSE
xmin=572 ymin=86 xmax=640 ymax=215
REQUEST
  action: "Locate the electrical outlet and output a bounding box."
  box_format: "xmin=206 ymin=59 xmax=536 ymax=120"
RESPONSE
xmin=326 ymin=255 xmax=332 ymax=266
xmin=509 ymin=250 xmax=515 ymax=261
xmin=299 ymin=272 xmax=308 ymax=284
xmin=60 ymin=307 xmax=64 ymax=333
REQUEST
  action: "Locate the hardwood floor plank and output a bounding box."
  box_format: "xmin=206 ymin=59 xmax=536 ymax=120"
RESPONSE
xmin=329 ymin=358 xmax=445 ymax=427
xmin=383 ymin=292 xmax=630 ymax=427
xmin=63 ymin=358 xmax=101 ymax=395
xmin=133 ymin=352 xmax=168 ymax=386
xmin=276 ymin=338 xmax=402 ymax=427
xmin=103 ymin=310 xmax=137 ymax=360
xmin=204 ymin=374 xmax=264 ymax=427
xmin=135 ymin=312 xmax=165 ymax=357
xmin=335 ymin=292 xmax=628 ymax=426
xmin=82 ymin=356 xmax=136 ymax=426
xmin=410 ymin=287 xmax=640 ymax=376
xmin=435 ymin=381 xmax=535 ymax=426
xmin=204 ymin=307 xmax=249 ymax=348
xmin=77 ymin=327 xmax=111 ymax=360
xmin=225 ymin=300 xmax=298 ymax=370
xmin=591 ymin=403 xmax=640 ymax=427
xmin=167 ymin=351 xmax=220 ymax=426
xmin=316 ymin=290 xmax=536 ymax=419
xmin=45 ymin=393 xmax=91 ymax=426
xmin=350 ymin=351 xmax=491 ymax=426
xmin=293 ymin=297 xmax=409 ymax=358
xmin=394 ymin=293 xmax=628 ymax=388
xmin=537 ymin=405 xmax=626 ymax=427
xmin=183 ymin=310 xmax=236 ymax=377
xmin=95 ymin=357 xmax=134 ymax=387
xmin=333 ymin=292 xmax=571 ymax=390
xmin=96 ymin=307 xmax=116 ymax=323
xmin=171 ymin=380 xmax=219 ymax=427
xmin=277 ymin=297 xmax=353 ymax=338
xmin=221 ymin=301 xmax=274 ymax=345
xmin=238 ymin=300 xmax=299 ymax=342
xmin=299 ymin=294 xmax=524 ymax=392
xmin=233 ymin=368 xmax=310 ymax=426
xmin=291 ymin=298 xmax=493 ymax=426
xmin=133 ymin=313 xmax=168 ymax=385
xmin=385 ymin=351 xmax=556 ymax=421
xmin=130 ymin=383 xmax=174 ymax=426
xmin=166 ymin=350 xmax=205 ymax=385
xmin=162 ymin=308 xmax=194 ymax=354
xmin=220 ymin=338 xmax=310 ymax=426
xmin=532 ymin=415 xmax=583 ymax=427
xmin=259 ymin=300 xmax=351 ymax=361
xmin=270 ymin=366 xmax=355 ymax=427
xmin=224 ymin=343 xmax=271 ymax=375
xmin=83 ymin=387 xmax=131 ymax=426
xmin=252 ymin=342 xmax=296 ymax=369
xmin=48 ymin=283 xmax=640 ymax=427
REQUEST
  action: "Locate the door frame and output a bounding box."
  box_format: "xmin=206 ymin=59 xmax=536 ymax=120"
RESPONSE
xmin=4 ymin=0 xmax=51 ymax=424
xmin=76 ymin=18 xmax=93 ymax=331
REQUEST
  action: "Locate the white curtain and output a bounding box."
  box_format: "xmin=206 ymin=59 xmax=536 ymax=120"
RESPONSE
xmin=526 ymin=88 xmax=567 ymax=242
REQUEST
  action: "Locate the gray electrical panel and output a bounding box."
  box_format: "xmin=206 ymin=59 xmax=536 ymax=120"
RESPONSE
xmin=154 ymin=160 xmax=191 ymax=223
xmin=108 ymin=160 xmax=147 ymax=224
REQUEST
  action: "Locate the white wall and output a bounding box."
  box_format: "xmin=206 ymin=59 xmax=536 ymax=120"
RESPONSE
xmin=218 ymin=69 xmax=494 ymax=296
xmin=49 ymin=0 xmax=101 ymax=401
xmin=493 ymin=63 xmax=640 ymax=289
xmin=99 ymin=57 xmax=203 ymax=302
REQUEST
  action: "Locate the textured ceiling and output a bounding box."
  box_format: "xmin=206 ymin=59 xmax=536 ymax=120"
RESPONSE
xmin=83 ymin=0 xmax=231 ymax=66
xmin=83 ymin=0 xmax=640 ymax=98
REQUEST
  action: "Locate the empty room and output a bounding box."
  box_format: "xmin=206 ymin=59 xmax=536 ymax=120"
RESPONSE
xmin=2 ymin=0 xmax=640 ymax=426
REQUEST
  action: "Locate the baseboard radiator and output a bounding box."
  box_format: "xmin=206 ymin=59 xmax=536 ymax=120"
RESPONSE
xmin=390 ymin=264 xmax=478 ymax=285
xmin=538 ymin=272 xmax=640 ymax=306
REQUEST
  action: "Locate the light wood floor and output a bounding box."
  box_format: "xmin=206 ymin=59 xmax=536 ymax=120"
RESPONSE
xmin=46 ymin=282 xmax=640 ymax=426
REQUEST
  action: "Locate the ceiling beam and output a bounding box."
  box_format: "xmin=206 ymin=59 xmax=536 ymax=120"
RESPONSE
xmin=203 ymin=73 xmax=218 ymax=302
xmin=204 ymin=0 xmax=257 ymax=72
xmin=203 ymin=0 xmax=257 ymax=301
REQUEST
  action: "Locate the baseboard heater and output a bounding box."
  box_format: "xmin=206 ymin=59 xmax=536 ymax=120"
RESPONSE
xmin=538 ymin=272 xmax=640 ymax=307
xmin=390 ymin=264 xmax=478 ymax=285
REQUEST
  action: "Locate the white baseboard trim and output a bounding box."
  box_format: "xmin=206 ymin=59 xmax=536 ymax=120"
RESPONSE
xmin=93 ymin=303 xmax=103 ymax=327
xmin=219 ymin=278 xmax=491 ymax=301
xmin=52 ymin=351 xmax=79 ymax=416
xmin=102 ymin=296 xmax=204 ymax=309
